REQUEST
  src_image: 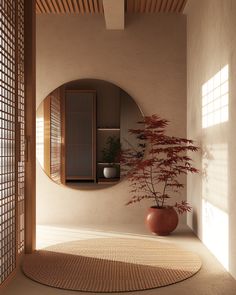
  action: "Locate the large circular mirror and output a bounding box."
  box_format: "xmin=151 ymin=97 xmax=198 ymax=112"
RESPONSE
xmin=36 ymin=79 xmax=144 ymax=189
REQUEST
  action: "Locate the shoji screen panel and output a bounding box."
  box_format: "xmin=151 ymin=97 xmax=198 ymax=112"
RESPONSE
xmin=50 ymin=89 xmax=61 ymax=184
xmin=0 ymin=0 xmax=17 ymax=285
xmin=0 ymin=0 xmax=26 ymax=286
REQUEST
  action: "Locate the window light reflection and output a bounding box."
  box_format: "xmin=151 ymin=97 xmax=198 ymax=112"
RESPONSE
xmin=202 ymin=65 xmax=229 ymax=128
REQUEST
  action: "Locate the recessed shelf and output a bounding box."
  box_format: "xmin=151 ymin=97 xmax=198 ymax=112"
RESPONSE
xmin=97 ymin=177 xmax=120 ymax=184
xmin=66 ymin=176 xmax=94 ymax=181
xmin=97 ymin=162 xmax=120 ymax=165
xmin=97 ymin=127 xmax=120 ymax=131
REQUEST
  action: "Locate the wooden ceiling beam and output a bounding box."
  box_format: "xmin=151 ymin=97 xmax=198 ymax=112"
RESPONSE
xmin=103 ymin=0 xmax=124 ymax=29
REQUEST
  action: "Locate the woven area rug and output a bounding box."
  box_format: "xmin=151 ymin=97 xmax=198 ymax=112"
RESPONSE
xmin=22 ymin=238 xmax=201 ymax=292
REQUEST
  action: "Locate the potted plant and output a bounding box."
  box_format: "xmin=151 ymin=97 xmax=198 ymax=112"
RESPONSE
xmin=102 ymin=136 xmax=121 ymax=178
xmin=121 ymin=114 xmax=199 ymax=235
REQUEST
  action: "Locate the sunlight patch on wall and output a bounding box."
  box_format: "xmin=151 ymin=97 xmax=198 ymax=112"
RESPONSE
xmin=202 ymin=143 xmax=228 ymax=270
xmin=202 ymin=65 xmax=229 ymax=128
xmin=202 ymin=199 xmax=229 ymax=270
xmin=36 ymin=117 xmax=44 ymax=168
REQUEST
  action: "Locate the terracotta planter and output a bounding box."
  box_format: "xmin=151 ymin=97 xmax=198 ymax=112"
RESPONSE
xmin=145 ymin=206 xmax=178 ymax=236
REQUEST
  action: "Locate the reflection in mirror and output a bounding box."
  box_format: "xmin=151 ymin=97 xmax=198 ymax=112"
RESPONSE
xmin=36 ymin=79 xmax=144 ymax=189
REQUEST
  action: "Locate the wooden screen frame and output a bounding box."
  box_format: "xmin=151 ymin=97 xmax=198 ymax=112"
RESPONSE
xmin=24 ymin=0 xmax=36 ymax=254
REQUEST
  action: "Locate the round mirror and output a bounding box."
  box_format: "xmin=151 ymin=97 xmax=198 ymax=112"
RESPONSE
xmin=36 ymin=79 xmax=144 ymax=189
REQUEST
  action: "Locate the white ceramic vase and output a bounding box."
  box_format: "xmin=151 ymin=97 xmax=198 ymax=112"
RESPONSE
xmin=103 ymin=167 xmax=117 ymax=178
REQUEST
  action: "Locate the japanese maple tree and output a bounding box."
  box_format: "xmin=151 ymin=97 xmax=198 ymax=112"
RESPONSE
xmin=121 ymin=114 xmax=199 ymax=214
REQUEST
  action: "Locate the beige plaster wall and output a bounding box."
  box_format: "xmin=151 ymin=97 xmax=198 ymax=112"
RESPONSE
xmin=186 ymin=0 xmax=236 ymax=278
xmin=36 ymin=14 xmax=186 ymax=229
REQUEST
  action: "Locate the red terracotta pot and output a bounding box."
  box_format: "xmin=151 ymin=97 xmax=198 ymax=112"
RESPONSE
xmin=145 ymin=206 xmax=179 ymax=236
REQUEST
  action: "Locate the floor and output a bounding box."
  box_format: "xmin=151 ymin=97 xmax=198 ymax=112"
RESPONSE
xmin=2 ymin=224 xmax=236 ymax=295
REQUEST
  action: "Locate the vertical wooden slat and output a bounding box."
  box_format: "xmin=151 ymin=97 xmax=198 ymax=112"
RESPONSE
xmin=150 ymin=0 xmax=157 ymax=12
xmin=166 ymin=0 xmax=173 ymax=12
xmin=134 ymin=0 xmax=140 ymax=13
xmin=155 ymin=0 xmax=162 ymax=12
xmin=98 ymin=0 xmax=103 ymax=14
xmin=60 ymin=86 xmax=66 ymax=185
xmin=177 ymin=0 xmax=187 ymax=13
xmin=67 ymin=0 xmax=75 ymax=12
xmin=127 ymin=0 xmax=134 ymax=12
xmin=44 ymin=97 xmax=51 ymax=177
xmin=46 ymin=0 xmax=56 ymax=13
xmin=41 ymin=0 xmax=51 ymax=13
xmin=83 ymin=0 xmax=90 ymax=13
xmin=37 ymin=0 xmax=46 ymax=13
xmin=72 ymin=0 xmax=80 ymax=13
xmin=140 ymin=0 xmax=146 ymax=12
xmin=78 ymin=0 xmax=85 ymax=13
xmin=36 ymin=3 xmax=41 ymax=13
xmin=50 ymin=90 xmax=61 ymax=183
xmin=160 ymin=0 xmax=168 ymax=12
xmin=24 ymin=0 xmax=36 ymax=254
xmin=88 ymin=0 xmax=95 ymax=13
xmin=145 ymin=0 xmax=152 ymax=12
xmin=93 ymin=0 xmax=99 ymax=13
xmin=57 ymin=0 xmax=66 ymax=13
xmin=170 ymin=0 xmax=178 ymax=12
xmin=63 ymin=0 xmax=71 ymax=13
xmin=51 ymin=0 xmax=61 ymax=13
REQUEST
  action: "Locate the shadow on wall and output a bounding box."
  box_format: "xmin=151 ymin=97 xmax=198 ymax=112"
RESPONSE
xmin=201 ymin=65 xmax=229 ymax=270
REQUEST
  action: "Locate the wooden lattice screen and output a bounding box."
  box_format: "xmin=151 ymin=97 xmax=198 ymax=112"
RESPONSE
xmin=0 ymin=0 xmax=25 ymax=285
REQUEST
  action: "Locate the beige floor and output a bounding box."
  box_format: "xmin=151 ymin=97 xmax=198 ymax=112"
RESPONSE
xmin=2 ymin=224 xmax=236 ymax=295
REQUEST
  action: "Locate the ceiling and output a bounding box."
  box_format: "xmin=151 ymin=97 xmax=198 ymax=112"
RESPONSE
xmin=36 ymin=0 xmax=187 ymax=14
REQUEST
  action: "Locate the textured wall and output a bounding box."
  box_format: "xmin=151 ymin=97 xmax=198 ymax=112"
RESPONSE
xmin=186 ymin=0 xmax=236 ymax=278
xmin=36 ymin=14 xmax=186 ymax=229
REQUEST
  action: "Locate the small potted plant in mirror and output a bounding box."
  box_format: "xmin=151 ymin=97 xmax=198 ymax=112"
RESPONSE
xmin=102 ymin=136 xmax=121 ymax=179
xmin=121 ymin=114 xmax=199 ymax=236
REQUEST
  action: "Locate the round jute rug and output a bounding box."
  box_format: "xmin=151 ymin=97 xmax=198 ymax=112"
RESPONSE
xmin=22 ymin=238 xmax=201 ymax=292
